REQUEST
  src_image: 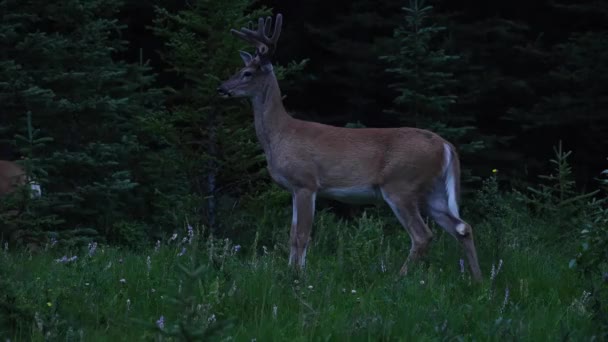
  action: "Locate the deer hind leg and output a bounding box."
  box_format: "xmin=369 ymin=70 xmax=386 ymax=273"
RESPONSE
xmin=381 ymin=187 xmax=433 ymax=276
xmin=427 ymin=184 xmax=482 ymax=281
xmin=288 ymin=189 xmax=316 ymax=269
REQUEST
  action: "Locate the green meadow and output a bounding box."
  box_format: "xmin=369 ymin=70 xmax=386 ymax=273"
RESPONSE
xmin=2 ymin=174 xmax=605 ymax=341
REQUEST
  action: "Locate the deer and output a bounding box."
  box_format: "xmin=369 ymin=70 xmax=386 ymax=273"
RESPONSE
xmin=217 ymin=14 xmax=482 ymax=281
xmin=0 ymin=160 xmax=41 ymax=200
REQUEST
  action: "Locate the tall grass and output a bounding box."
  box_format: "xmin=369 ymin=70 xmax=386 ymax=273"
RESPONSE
xmin=0 ymin=201 xmax=598 ymax=341
xmin=2 ymin=145 xmax=606 ymax=340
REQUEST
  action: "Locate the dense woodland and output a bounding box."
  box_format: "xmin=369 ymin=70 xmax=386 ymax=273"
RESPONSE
xmin=1 ymin=0 xmax=608 ymax=339
xmin=1 ymin=0 xmax=607 ymax=240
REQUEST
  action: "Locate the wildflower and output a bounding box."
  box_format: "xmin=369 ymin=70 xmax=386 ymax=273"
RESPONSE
xmin=154 ymin=240 xmax=161 ymax=252
xmin=500 ymin=287 xmax=510 ymax=314
xmin=490 ymin=259 xmax=503 ymax=281
xmin=308 ymin=285 xmax=313 ymax=290
xmin=151 ymin=288 xmax=156 ymax=293
xmin=569 ymin=290 xmax=592 ymax=316
xmin=178 ymin=247 xmax=186 ymax=257
xmin=208 ymin=314 xmax=216 ymax=323
xmin=492 ymin=168 xmax=498 ymax=174
xmin=34 ymin=312 xmax=43 ymax=331
xmin=181 ymin=237 xmax=188 ymax=244
xmin=187 ymin=225 xmax=194 ymax=244
xmin=126 ymin=299 xmax=131 ymax=311
xmin=146 ymin=256 xmax=151 ymax=273
xmin=104 ymin=261 xmax=112 ymax=270
xmin=119 ymin=278 xmax=126 ymax=284
xmin=232 ymin=245 xmax=241 ymax=253
xmin=50 ymin=237 xmax=58 ymax=247
xmin=119 ymin=258 xmax=124 ymax=264
xmin=169 ymin=233 xmax=178 ymax=242
xmin=293 ymin=279 xmax=299 ymax=285
xmin=262 ymin=245 xmax=268 ymax=255
xmin=272 ymin=305 xmax=278 ymax=320
xmin=55 ymin=255 xmax=78 ymax=264
xmin=459 ymin=259 xmax=465 ymax=274
xmin=85 ymin=282 xmax=90 ymax=286
xmin=46 ymin=302 xmax=52 ymax=307
xmin=156 ymin=315 xmax=164 ymax=330
xmin=56 ymin=256 xmax=68 ymax=263
xmin=380 ymin=259 xmax=386 ymax=273
xmin=420 ymin=280 xmax=425 ymax=285
xmin=88 ymin=242 xmax=97 ymax=257
xmin=351 ymin=289 xmax=357 ymax=294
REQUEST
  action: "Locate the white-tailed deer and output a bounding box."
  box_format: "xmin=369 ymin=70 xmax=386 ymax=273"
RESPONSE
xmin=0 ymin=160 xmax=41 ymax=199
xmin=218 ymin=14 xmax=482 ymax=280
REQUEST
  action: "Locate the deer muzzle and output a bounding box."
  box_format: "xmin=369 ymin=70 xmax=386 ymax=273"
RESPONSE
xmin=216 ymin=86 xmax=231 ymax=97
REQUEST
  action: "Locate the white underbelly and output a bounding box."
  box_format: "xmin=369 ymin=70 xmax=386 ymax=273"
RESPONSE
xmin=318 ymin=186 xmax=383 ymax=204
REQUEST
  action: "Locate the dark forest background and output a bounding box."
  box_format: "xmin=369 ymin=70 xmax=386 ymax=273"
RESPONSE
xmin=1 ymin=0 xmax=607 ymax=246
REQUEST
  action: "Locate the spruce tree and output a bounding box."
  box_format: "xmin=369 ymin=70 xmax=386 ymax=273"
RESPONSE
xmin=150 ymin=1 xmax=306 ymax=232
xmin=508 ymin=31 xmax=608 ymax=176
xmin=0 ymin=0 xmax=163 ymax=245
xmin=381 ymin=0 xmax=486 ymax=180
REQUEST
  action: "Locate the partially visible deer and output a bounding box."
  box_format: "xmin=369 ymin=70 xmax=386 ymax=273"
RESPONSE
xmin=217 ymin=14 xmax=482 ymax=280
xmin=0 ymin=160 xmax=41 ymax=199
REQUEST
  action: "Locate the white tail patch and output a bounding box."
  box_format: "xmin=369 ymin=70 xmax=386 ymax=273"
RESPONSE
xmin=455 ymin=223 xmax=467 ymax=235
xmin=443 ymin=144 xmax=464 ymax=235
xmin=30 ymin=181 xmax=42 ymax=198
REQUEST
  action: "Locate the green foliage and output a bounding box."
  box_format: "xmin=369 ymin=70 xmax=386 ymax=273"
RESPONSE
xmin=508 ymin=32 xmax=608 ymax=152
xmin=516 ymin=142 xmax=600 ymax=229
xmin=0 ymin=113 xmax=61 ymax=247
xmin=108 ymin=221 xmax=149 ymax=250
xmin=148 ymin=1 xmax=307 ymax=231
xmin=0 ymin=0 xmax=164 ymax=243
xmin=382 ymin=0 xmax=460 ymax=118
xmin=380 ymin=0 xmax=487 ymax=181
xmin=0 ymin=205 xmax=601 ymax=340
xmin=566 ymin=157 xmax=608 ymax=281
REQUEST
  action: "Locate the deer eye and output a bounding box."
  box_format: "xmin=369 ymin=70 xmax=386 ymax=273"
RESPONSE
xmin=243 ymin=71 xmax=252 ymax=77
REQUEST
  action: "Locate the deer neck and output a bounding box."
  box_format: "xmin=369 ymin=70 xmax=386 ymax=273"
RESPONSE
xmin=251 ymin=70 xmax=291 ymax=157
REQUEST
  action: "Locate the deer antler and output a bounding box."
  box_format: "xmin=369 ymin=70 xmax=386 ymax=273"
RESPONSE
xmin=231 ymin=13 xmax=283 ymax=62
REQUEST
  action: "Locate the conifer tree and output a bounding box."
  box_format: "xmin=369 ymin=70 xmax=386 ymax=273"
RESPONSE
xmin=0 ymin=0 xmax=163 ymax=244
xmin=381 ymin=0 xmax=485 ymax=163
xmin=150 ymin=1 xmax=306 ymax=231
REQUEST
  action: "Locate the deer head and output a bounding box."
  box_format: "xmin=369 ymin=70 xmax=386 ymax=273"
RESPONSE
xmin=217 ymin=14 xmax=283 ymax=98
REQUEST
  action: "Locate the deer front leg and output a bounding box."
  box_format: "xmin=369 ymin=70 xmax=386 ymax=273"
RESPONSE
xmin=288 ymin=189 xmax=316 ymax=269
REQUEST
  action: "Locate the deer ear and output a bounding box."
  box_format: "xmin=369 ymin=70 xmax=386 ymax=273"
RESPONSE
xmin=239 ymin=50 xmax=253 ymax=66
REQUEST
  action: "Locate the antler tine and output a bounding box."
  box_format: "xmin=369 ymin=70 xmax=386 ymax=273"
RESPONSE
xmin=257 ymin=17 xmax=265 ymax=37
xmin=230 ymin=13 xmax=283 ymax=61
xmin=270 ymin=13 xmax=282 ymax=44
xmin=264 ymin=16 xmax=272 ymax=37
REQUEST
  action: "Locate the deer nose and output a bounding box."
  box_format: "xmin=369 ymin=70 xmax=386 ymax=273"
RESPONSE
xmin=217 ymin=86 xmax=229 ymax=96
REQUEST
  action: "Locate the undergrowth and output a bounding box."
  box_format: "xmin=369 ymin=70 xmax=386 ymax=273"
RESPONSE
xmin=0 ymin=144 xmax=606 ymax=341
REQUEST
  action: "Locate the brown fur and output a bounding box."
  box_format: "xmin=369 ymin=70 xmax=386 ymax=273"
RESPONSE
xmin=219 ymin=14 xmax=482 ymax=281
xmin=0 ymin=160 xmax=27 ymax=197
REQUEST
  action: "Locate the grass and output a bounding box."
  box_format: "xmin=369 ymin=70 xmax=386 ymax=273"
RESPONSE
xmin=0 ymin=202 xmax=600 ymax=341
